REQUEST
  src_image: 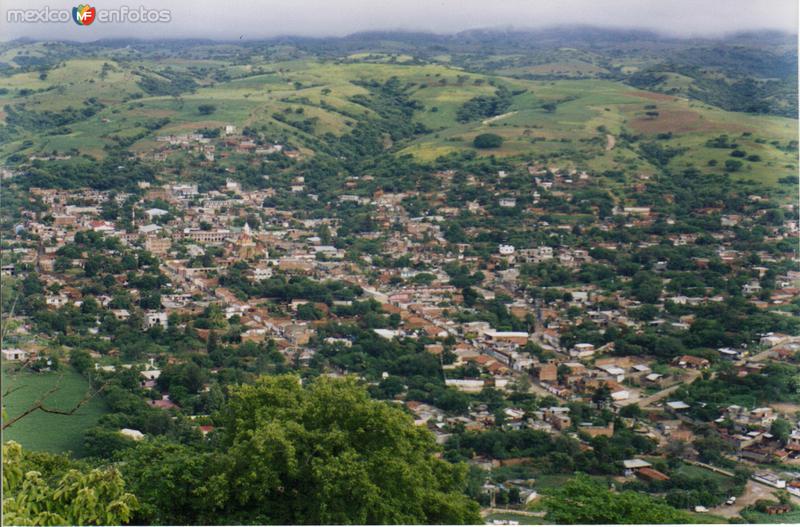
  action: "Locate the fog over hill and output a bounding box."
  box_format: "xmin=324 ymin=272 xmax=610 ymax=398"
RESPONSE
xmin=0 ymin=0 xmax=796 ymax=42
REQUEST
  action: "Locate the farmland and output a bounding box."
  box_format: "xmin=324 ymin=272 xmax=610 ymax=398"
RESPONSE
xmin=2 ymin=365 xmax=107 ymax=457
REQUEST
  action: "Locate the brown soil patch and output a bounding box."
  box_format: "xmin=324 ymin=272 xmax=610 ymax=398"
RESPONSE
xmin=771 ymin=402 xmax=800 ymax=415
xmin=138 ymin=109 xmax=175 ymax=118
xmin=632 ymin=90 xmax=677 ymax=102
xmin=630 ymin=109 xmax=727 ymax=135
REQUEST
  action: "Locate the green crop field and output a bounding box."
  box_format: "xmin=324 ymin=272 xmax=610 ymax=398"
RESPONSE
xmin=2 ymin=365 xmax=107 ymax=457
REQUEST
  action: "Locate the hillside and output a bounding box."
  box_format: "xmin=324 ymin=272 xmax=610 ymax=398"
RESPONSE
xmin=1 ymin=36 xmax=797 ymax=192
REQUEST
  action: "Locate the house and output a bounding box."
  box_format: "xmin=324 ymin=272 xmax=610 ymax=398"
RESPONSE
xmin=149 ymin=395 xmax=179 ymax=410
xmin=666 ymin=401 xmax=690 ymax=412
xmin=539 ymin=363 xmax=558 ymax=383
xmin=579 ymin=422 xmax=614 ymax=438
xmin=672 ymin=355 xmax=709 ymax=369
xmin=637 ymin=467 xmax=670 ymax=482
xmin=138 ymin=224 xmax=163 ymax=236
xmin=543 ymin=407 xmax=571 ymax=430
xmin=570 ymin=343 xmax=595 ymax=359
xmin=644 ymin=372 xmax=666 ymax=387
xmin=198 ymin=425 xmax=215 ymax=436
xmin=144 ymin=311 xmax=168 ymax=329
xmin=140 ymin=369 xmax=161 ymax=381
xmin=718 ymin=348 xmax=743 ymax=361
xmin=597 ymin=364 xmax=626 ymax=382
xmin=373 ymin=328 xmax=400 ymax=340
xmin=484 ymin=331 xmax=529 ymax=346
xmin=144 ymin=208 xmax=169 ymax=220
xmin=111 ymin=309 xmax=131 ymax=321
xmin=622 ymin=458 xmax=652 ymax=476
xmin=742 ymin=281 xmax=762 ymax=295
xmin=2 ymin=348 xmax=29 ymax=361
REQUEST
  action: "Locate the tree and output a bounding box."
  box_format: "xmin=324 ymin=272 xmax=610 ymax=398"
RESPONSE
xmin=117 ymin=440 xmax=228 ymax=524
xmin=70 ymin=349 xmax=93 ymax=374
xmin=664 ymin=440 xmax=688 ymax=468
xmin=221 ymin=376 xmax=480 ymax=524
xmin=296 ymin=302 xmax=324 ymax=320
xmin=473 ymin=133 xmax=503 ymax=149
xmin=542 ymin=474 xmax=692 ymax=524
xmin=770 ymin=418 xmax=791 ymax=445
xmin=197 ymin=104 xmax=217 ymax=115
xmin=122 ymin=375 xmax=480 ymax=524
xmin=591 ymin=384 xmax=612 ymax=408
xmin=619 ymin=404 xmax=643 ymax=419
xmin=2 ymin=441 xmax=138 ymax=525
xmin=724 ymin=159 xmax=743 ymax=172
xmin=631 ymin=271 xmax=662 ymax=304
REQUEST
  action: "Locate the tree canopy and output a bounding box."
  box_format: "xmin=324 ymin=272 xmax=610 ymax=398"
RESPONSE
xmin=2 ymin=441 xmax=138 ymax=526
xmin=542 ymin=474 xmax=694 ymax=524
xmin=118 ymin=375 xmax=481 ymax=525
xmin=473 ymin=133 xmax=504 ymax=149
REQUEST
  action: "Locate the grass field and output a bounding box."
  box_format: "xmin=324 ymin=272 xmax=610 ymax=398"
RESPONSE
xmin=674 ymin=463 xmax=736 ymax=488
xmin=2 ymin=365 xmax=107 ymax=457
xmin=741 ymin=506 xmax=800 ymax=524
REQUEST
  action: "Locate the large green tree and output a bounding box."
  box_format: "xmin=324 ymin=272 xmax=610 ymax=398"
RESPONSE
xmin=220 ymin=375 xmax=481 ymax=524
xmin=542 ymin=474 xmax=693 ymax=524
xmin=120 ymin=375 xmax=480 ymax=525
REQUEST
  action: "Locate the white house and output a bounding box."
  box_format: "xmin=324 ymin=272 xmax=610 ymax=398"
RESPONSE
xmin=2 ymin=348 xmax=29 ymax=361
xmin=498 ymin=244 xmax=515 ymax=256
xmin=144 ymin=208 xmax=168 ymax=220
xmin=144 ymin=311 xmax=168 ymax=329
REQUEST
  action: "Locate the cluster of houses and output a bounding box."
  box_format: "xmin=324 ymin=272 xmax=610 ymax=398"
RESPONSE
xmin=3 ymin=124 xmax=800 ymax=517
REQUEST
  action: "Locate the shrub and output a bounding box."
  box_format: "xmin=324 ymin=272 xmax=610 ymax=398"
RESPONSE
xmin=473 ymin=133 xmax=503 ymax=149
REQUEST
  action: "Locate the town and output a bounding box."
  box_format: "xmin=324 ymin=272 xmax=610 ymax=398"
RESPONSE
xmin=1 ymin=20 xmax=799 ymax=525
xmin=3 ymin=114 xmax=800 ymax=523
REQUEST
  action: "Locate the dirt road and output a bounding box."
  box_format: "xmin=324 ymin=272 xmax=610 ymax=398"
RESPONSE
xmin=623 ymin=370 xmax=701 ymax=409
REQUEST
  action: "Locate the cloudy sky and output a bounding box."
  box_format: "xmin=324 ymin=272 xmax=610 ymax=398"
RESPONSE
xmin=1 ymin=0 xmax=797 ymax=41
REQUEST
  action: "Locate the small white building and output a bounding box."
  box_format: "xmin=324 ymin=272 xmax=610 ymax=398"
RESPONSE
xmin=144 ymin=311 xmax=168 ymax=329
xmin=570 ymin=343 xmax=596 ymax=359
xmin=144 ymin=208 xmax=168 ymax=220
xmin=498 ymin=244 xmax=516 ymax=256
xmin=1 ymin=348 xmax=29 ymax=361
xmin=253 ymin=266 xmax=273 ymax=281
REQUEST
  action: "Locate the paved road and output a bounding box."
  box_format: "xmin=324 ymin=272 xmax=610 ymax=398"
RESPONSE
xmin=527 ymin=378 xmax=567 ymax=402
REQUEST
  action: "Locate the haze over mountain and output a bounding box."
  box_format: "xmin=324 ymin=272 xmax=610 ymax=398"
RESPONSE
xmin=1 ymin=0 xmax=797 ymax=42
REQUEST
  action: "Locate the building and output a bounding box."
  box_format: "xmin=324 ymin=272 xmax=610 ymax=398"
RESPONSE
xmin=1 ymin=348 xmax=30 ymax=361
xmin=144 ymin=311 xmax=168 ymax=329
